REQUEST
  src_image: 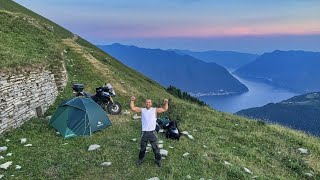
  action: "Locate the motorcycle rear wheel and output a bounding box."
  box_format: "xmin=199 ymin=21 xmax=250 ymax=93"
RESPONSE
xmin=107 ymin=101 xmax=122 ymax=115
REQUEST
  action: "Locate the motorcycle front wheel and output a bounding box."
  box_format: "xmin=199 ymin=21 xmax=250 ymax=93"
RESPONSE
xmin=107 ymin=101 xmax=122 ymax=115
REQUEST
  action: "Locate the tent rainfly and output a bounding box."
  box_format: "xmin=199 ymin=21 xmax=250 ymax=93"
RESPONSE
xmin=49 ymin=97 xmax=112 ymax=138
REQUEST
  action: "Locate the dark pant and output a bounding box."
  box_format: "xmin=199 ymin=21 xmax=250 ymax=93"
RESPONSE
xmin=139 ymin=131 xmax=161 ymax=161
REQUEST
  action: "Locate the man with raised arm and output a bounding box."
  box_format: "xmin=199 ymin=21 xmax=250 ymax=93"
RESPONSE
xmin=130 ymin=96 xmax=168 ymax=167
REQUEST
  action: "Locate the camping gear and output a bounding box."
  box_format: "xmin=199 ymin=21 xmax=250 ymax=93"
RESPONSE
xmin=73 ymin=83 xmax=122 ymax=115
xmin=165 ymin=121 xmax=180 ymax=140
xmin=157 ymin=117 xmax=180 ymax=140
xmin=157 ymin=117 xmax=170 ymax=129
xmin=49 ymin=97 xmax=112 ymax=138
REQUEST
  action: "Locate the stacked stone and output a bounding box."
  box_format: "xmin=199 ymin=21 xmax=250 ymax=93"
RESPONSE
xmin=0 ymin=68 xmax=59 ymax=134
xmin=51 ymin=59 xmax=68 ymax=91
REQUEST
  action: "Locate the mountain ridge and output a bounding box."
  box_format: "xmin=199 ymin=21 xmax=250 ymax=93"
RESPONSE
xmin=172 ymin=49 xmax=259 ymax=69
xmin=236 ymin=92 xmax=320 ymax=136
xmin=97 ymin=43 xmax=249 ymax=95
xmin=0 ymin=0 xmax=320 ymax=179
xmin=234 ymin=50 xmax=320 ymax=93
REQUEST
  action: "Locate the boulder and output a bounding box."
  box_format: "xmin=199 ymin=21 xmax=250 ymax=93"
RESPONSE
xmin=15 ymin=165 xmax=22 ymax=170
xmin=6 ymin=153 xmax=12 ymax=157
xmin=224 ymin=161 xmax=231 ymax=165
xmin=24 ymin=144 xmax=32 ymax=147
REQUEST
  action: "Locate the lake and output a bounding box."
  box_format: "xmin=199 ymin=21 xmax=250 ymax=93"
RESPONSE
xmin=199 ymin=75 xmax=299 ymax=113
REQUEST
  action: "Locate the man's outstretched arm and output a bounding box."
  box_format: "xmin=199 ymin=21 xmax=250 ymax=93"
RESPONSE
xmin=130 ymin=96 xmax=141 ymax=113
xmin=157 ymin=99 xmax=168 ymax=113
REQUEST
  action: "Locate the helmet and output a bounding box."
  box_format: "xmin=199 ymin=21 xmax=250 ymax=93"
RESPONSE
xmin=166 ymin=127 xmax=180 ymax=140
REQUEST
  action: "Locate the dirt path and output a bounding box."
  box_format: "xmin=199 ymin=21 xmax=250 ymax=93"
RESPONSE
xmin=62 ymin=38 xmax=129 ymax=95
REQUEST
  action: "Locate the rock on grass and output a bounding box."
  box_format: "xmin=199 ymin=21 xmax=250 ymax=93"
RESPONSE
xmin=160 ymin=149 xmax=168 ymax=157
xmin=183 ymin=152 xmax=190 ymax=157
xmin=305 ymin=173 xmax=313 ymax=177
xmin=88 ymin=144 xmax=101 ymax=151
xmin=100 ymin=162 xmax=112 ymax=166
xmin=147 ymin=177 xmax=160 ymax=180
xmin=0 ymin=147 xmax=7 ymax=152
xmin=244 ymin=167 xmax=253 ymax=174
xmin=187 ymin=135 xmax=194 ymax=140
xmin=297 ymin=148 xmax=308 ymax=154
xmin=20 ymin=138 xmax=27 ymax=144
xmin=0 ymin=161 xmax=12 ymax=170
xmin=181 ymin=131 xmax=189 ymax=135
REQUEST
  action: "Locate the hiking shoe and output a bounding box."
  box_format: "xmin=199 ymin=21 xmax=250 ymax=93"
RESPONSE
xmin=136 ymin=159 xmax=143 ymax=166
xmin=155 ymin=160 xmax=161 ymax=167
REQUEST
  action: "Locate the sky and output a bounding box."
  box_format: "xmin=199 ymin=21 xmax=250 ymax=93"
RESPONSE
xmin=14 ymin=0 xmax=320 ymax=53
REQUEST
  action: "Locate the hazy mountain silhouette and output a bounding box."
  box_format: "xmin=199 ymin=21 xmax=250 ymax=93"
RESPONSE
xmin=98 ymin=43 xmax=248 ymax=95
xmin=173 ymin=49 xmax=258 ymax=69
xmin=234 ymin=50 xmax=320 ymax=93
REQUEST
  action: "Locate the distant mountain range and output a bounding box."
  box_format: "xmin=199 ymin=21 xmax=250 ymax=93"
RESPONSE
xmin=98 ymin=43 xmax=248 ymax=95
xmin=234 ymin=50 xmax=320 ymax=93
xmin=172 ymin=49 xmax=258 ymax=70
xmin=236 ymin=92 xmax=320 ymax=136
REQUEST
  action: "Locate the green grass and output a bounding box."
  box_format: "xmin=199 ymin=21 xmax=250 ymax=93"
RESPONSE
xmin=0 ymin=0 xmax=73 ymax=39
xmin=0 ymin=11 xmax=62 ymax=68
xmin=0 ymin=0 xmax=320 ymax=179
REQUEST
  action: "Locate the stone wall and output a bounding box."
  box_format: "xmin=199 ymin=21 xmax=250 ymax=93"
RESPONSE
xmin=0 ymin=67 xmax=59 ymax=134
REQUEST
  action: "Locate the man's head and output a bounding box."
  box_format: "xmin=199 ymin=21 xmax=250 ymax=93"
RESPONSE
xmin=145 ymin=98 xmax=152 ymax=109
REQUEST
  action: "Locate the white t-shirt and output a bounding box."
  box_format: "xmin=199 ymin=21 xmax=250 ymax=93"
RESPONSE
xmin=141 ymin=107 xmax=157 ymax=131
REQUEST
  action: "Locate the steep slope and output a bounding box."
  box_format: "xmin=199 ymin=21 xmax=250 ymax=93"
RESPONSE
xmin=234 ymin=50 xmax=320 ymax=93
xmin=236 ymin=92 xmax=320 ymax=136
xmin=173 ymin=49 xmax=258 ymax=70
xmin=98 ymin=43 xmax=248 ymax=95
xmin=0 ymin=0 xmax=320 ymax=179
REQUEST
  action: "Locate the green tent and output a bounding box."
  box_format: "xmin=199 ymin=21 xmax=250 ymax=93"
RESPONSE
xmin=49 ymin=97 xmax=112 ymax=138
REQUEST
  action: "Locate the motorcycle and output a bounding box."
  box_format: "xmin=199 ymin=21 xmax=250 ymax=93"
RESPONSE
xmin=72 ymin=83 xmax=122 ymax=115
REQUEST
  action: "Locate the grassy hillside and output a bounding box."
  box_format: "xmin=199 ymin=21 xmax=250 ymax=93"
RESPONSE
xmin=0 ymin=0 xmax=320 ymax=179
xmin=236 ymin=92 xmax=320 ymax=136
